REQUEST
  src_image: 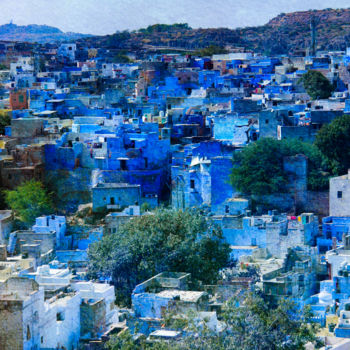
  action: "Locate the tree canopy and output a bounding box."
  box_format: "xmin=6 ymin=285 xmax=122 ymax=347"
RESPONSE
xmin=230 ymin=137 xmax=328 ymax=195
xmin=5 ymin=180 xmax=54 ymax=226
xmin=0 ymin=110 xmax=11 ymax=135
xmin=87 ymin=208 xmax=231 ymax=305
xmin=315 ymin=114 xmax=350 ymax=175
xmin=299 ymin=70 xmax=334 ymax=100
xmin=107 ymin=293 xmax=320 ymax=350
xmin=194 ymin=45 xmax=228 ymax=57
xmin=139 ymin=23 xmax=191 ymax=34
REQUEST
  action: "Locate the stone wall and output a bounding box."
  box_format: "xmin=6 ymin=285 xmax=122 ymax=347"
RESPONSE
xmin=80 ymin=299 xmax=106 ymax=338
xmin=305 ymin=191 xmax=329 ymax=217
xmin=11 ymin=118 xmax=44 ymax=138
xmin=45 ymin=168 xmax=92 ymax=212
xmin=0 ymin=300 xmax=24 ymax=350
xmin=15 ymin=231 xmax=56 ymax=255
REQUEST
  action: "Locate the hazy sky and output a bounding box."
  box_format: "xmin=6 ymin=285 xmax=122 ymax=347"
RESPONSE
xmin=1 ymin=0 xmax=350 ymax=35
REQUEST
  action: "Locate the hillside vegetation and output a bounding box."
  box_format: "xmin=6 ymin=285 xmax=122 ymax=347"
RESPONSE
xmin=79 ymin=8 xmax=350 ymax=55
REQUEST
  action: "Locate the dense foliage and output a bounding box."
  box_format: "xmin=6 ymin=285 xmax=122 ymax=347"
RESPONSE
xmin=106 ymin=31 xmax=132 ymax=48
xmin=139 ymin=23 xmax=191 ymax=34
xmin=5 ymin=180 xmax=54 ymax=225
xmin=299 ymin=70 xmax=334 ymax=100
xmin=194 ymin=45 xmax=228 ymax=57
xmin=230 ymin=138 xmax=328 ymax=195
xmin=0 ymin=110 xmax=11 ymax=135
xmin=111 ymin=50 xmax=132 ymax=63
xmin=88 ymin=209 xmax=230 ymax=305
xmin=107 ymin=293 xmax=319 ymax=350
xmin=315 ymin=114 xmax=350 ymax=175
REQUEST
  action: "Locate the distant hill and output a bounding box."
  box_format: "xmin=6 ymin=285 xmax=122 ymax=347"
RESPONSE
xmin=79 ymin=8 xmax=350 ymax=55
xmin=0 ymin=23 xmax=91 ymax=43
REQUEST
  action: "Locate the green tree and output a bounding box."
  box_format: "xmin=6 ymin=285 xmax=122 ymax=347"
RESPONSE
xmin=106 ymin=30 xmax=131 ymax=48
xmin=0 ymin=110 xmax=11 ymax=135
xmin=213 ymin=294 xmax=319 ymax=350
xmin=194 ymin=45 xmax=228 ymax=57
xmin=140 ymin=23 xmax=191 ymax=34
xmin=299 ymin=70 xmax=334 ymax=100
xmin=5 ymin=180 xmax=54 ymax=226
xmin=230 ymin=138 xmax=328 ymax=195
xmin=88 ymin=208 xmax=230 ymax=305
xmin=315 ymin=114 xmax=350 ymax=175
xmin=111 ymin=50 xmax=132 ymax=63
xmin=106 ymin=293 xmax=320 ymax=350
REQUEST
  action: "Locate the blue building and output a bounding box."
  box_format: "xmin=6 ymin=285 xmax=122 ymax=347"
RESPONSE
xmin=92 ymin=183 xmax=141 ymax=212
xmin=171 ymin=141 xmax=234 ymax=212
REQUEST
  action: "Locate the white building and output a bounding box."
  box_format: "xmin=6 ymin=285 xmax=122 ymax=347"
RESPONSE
xmin=0 ymin=273 xmax=119 ymax=350
xmin=58 ymin=43 xmax=77 ymax=62
xmin=10 ymin=57 xmax=34 ymax=78
xmin=32 ymin=215 xmax=66 ymax=248
xmin=41 ymin=290 xmax=81 ymax=350
xmin=330 ymin=170 xmax=350 ymax=217
xmin=72 ymin=281 xmax=119 ymax=326
xmin=326 ymin=236 xmax=350 ymax=278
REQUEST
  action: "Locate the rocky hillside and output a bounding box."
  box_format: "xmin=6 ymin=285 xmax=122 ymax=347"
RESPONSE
xmin=79 ymin=8 xmax=350 ymax=55
xmin=0 ymin=23 xmax=90 ymax=43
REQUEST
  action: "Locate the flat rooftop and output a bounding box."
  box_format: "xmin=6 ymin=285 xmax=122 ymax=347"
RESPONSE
xmin=93 ymin=183 xmax=140 ymax=188
xmin=156 ymin=289 xmax=205 ymax=303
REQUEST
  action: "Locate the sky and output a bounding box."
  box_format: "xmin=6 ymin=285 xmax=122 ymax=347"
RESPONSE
xmin=1 ymin=0 xmax=350 ymax=35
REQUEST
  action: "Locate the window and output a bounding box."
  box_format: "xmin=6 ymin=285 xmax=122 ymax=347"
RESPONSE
xmin=338 ymin=191 xmax=343 ymax=199
xmin=26 ymin=325 xmax=31 ymax=340
xmin=19 ymin=95 xmax=24 ymax=103
xmin=190 ymin=179 xmax=195 ymax=189
xmin=120 ymin=159 xmax=127 ymax=170
xmin=110 ymin=197 xmax=115 ymax=205
xmin=225 ymin=205 xmax=229 ymax=214
xmin=57 ymin=312 xmax=65 ymax=321
xmin=265 ymin=119 xmax=269 ymax=124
